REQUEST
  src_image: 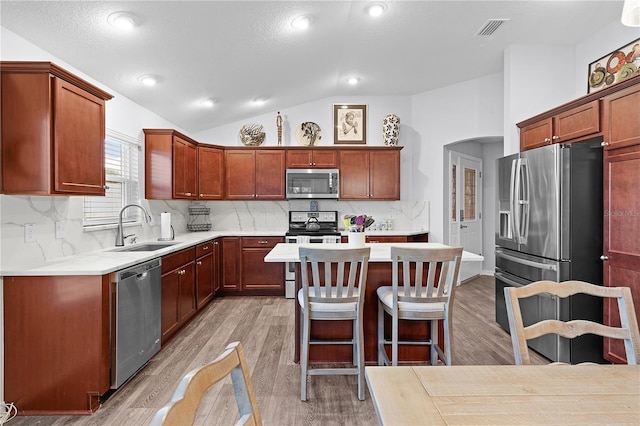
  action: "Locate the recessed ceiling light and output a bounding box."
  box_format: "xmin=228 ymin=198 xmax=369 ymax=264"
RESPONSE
xmin=347 ymin=77 xmax=360 ymax=85
xmin=365 ymin=2 xmax=387 ymax=18
xmin=252 ymin=97 xmax=268 ymax=105
xmin=138 ymin=74 xmax=158 ymax=86
xmin=108 ymin=11 xmax=137 ymax=30
xmin=291 ymin=15 xmax=312 ymax=30
xmin=201 ymin=98 xmax=216 ymax=108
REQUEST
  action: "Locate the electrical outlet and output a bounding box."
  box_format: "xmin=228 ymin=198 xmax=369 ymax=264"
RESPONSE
xmin=55 ymin=221 xmax=65 ymax=239
xmin=24 ymin=223 xmax=35 ymax=243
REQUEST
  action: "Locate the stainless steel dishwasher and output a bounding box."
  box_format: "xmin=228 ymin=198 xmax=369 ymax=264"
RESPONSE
xmin=111 ymin=258 xmax=162 ymax=388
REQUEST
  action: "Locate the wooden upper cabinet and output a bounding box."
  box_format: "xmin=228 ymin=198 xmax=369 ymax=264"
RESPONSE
xmin=198 ymin=145 xmax=224 ymax=200
xmin=225 ymin=149 xmax=285 ymax=199
xmin=1 ymin=62 xmax=112 ymax=196
xmin=286 ymin=149 xmax=339 ymax=168
xmin=143 ymin=129 xmax=197 ymax=200
xmin=339 ymin=148 xmax=401 ymax=200
xmin=255 ymin=150 xmax=285 ymax=199
xmin=520 ymin=118 xmax=553 ymax=151
xmin=520 ymin=101 xmax=600 ymax=151
xmin=173 ymin=136 xmax=197 ymax=199
xmin=602 ymin=83 xmax=640 ymax=151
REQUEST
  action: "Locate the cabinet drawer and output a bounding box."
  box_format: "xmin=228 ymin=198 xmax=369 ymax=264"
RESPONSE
xmin=366 ymin=236 xmax=408 ymax=243
xmin=242 ymin=237 xmax=283 ymax=248
xmin=196 ymin=241 xmax=213 ymax=258
xmin=162 ymin=247 xmax=195 ymax=273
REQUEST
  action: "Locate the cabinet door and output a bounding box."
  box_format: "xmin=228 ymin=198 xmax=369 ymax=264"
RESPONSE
xmin=198 ymin=146 xmax=224 ymax=199
xmin=221 ymin=237 xmax=241 ymax=290
xmin=286 ymin=150 xmax=314 ymax=168
xmin=225 ymin=150 xmax=256 ymax=199
xmin=312 ymin=150 xmax=339 ymax=168
xmin=255 ymin=150 xmax=285 ymax=199
xmin=196 ymin=253 xmax=213 ymax=308
xmin=173 ymin=137 xmax=196 ymax=199
xmin=242 ymin=247 xmax=284 ymax=291
xmin=161 ymin=270 xmax=181 ymax=343
xmin=553 ymin=100 xmax=599 ymax=143
xmin=179 ymin=261 xmax=196 ymax=322
xmin=53 ymin=78 xmax=106 ymax=195
xmin=602 ymin=84 xmax=640 ymax=151
xmin=520 ymin=118 xmax=552 ymax=151
xmin=370 ymin=150 xmax=400 ymax=200
xmin=603 ymin=147 xmax=640 ymax=364
xmin=339 ymin=150 xmax=369 ymax=199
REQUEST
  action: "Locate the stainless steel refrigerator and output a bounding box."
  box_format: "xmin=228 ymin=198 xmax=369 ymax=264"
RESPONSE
xmin=494 ymin=138 xmax=604 ymax=363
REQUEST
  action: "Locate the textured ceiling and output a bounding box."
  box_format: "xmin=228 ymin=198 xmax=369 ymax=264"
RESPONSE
xmin=0 ymin=1 xmax=625 ymax=133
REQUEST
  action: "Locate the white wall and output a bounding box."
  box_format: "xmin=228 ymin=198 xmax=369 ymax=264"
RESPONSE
xmin=411 ymin=73 xmax=505 ymax=244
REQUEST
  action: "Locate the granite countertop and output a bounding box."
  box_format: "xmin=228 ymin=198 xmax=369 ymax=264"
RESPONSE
xmin=264 ymin=242 xmax=484 ymax=263
xmin=0 ymin=229 xmax=430 ymax=277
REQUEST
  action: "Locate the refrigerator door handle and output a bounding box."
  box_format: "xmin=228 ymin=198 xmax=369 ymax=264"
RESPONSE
xmin=519 ymin=159 xmax=530 ymax=243
xmin=495 ymin=250 xmax=557 ymax=271
xmin=511 ymin=158 xmax=521 ymax=243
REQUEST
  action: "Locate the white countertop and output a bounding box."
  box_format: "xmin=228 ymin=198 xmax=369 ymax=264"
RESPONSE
xmin=264 ymin=242 xmax=484 ymax=263
xmin=0 ymin=229 xmax=432 ymax=277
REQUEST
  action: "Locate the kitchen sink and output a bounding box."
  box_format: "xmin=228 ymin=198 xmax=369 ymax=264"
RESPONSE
xmin=110 ymin=242 xmax=177 ymax=252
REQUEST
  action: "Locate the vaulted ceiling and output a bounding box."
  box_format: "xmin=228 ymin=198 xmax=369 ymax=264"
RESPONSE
xmin=0 ymin=1 xmax=625 ymax=133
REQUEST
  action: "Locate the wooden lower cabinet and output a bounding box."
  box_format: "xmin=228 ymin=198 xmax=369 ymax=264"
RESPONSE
xmin=3 ymin=275 xmax=110 ymax=414
xmin=220 ymin=236 xmax=284 ymax=295
xmin=221 ymin=237 xmax=241 ymax=291
xmin=241 ymin=237 xmax=284 ymax=295
xmin=196 ymin=241 xmax=214 ymax=308
xmin=340 ymin=233 xmax=428 ymax=243
xmin=161 ymin=247 xmax=196 ymax=344
xmin=603 ymin=145 xmax=640 ymax=364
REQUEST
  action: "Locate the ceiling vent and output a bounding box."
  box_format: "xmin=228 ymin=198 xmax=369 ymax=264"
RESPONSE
xmin=475 ymin=19 xmax=509 ymax=37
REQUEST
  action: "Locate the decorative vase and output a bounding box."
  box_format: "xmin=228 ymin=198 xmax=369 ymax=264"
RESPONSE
xmin=382 ymin=113 xmax=400 ymax=146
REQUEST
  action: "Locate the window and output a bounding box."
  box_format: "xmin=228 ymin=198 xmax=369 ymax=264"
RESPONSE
xmin=83 ymin=130 xmax=141 ymax=228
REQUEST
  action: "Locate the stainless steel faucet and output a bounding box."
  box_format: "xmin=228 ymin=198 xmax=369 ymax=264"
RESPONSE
xmin=115 ymin=204 xmax=153 ymax=246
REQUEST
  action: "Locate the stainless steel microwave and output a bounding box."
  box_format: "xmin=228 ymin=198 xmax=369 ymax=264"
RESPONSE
xmin=286 ymin=168 xmax=339 ymax=199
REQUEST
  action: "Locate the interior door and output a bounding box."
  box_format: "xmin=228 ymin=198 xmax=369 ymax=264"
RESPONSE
xmin=459 ymin=156 xmax=483 ymax=255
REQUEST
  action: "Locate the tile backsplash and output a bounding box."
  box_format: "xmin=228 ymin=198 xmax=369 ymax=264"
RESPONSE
xmin=0 ymin=195 xmax=429 ymax=269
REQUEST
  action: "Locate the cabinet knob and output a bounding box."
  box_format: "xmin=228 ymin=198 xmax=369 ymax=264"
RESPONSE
xmin=103 ymin=185 xmax=110 ymax=190
xmin=200 ymin=194 xmax=204 ymax=197
xmin=552 ymin=135 xmax=559 ymax=141
xmin=197 ymin=261 xmax=202 ymax=266
xmin=600 ymin=255 xmax=609 ymax=261
xmin=185 ymin=192 xmax=192 ymax=196
xmin=544 ymin=138 xmax=551 ymax=143
xmin=601 ymin=141 xmax=610 ymax=147
xmin=203 ymin=246 xmax=208 ymax=250
xmin=258 ymin=240 xmax=269 ymax=244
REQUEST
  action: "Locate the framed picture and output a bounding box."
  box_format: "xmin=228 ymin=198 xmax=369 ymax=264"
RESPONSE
xmin=588 ymin=37 xmax=640 ymax=94
xmin=333 ymin=103 xmax=367 ymax=144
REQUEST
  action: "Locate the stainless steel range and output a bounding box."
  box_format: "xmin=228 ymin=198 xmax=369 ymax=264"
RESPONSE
xmin=284 ymin=210 xmax=341 ymax=298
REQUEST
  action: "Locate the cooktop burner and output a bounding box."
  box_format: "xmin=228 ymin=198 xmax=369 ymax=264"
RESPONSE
xmin=286 ymin=211 xmax=339 ymax=236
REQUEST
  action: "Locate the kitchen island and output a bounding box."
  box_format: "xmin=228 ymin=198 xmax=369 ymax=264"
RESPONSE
xmin=264 ymin=242 xmax=483 ymax=364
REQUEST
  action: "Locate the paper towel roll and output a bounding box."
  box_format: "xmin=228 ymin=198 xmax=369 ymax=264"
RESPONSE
xmin=161 ymin=212 xmax=172 ymax=239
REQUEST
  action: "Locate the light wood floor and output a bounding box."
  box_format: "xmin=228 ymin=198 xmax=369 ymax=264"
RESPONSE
xmin=9 ymin=275 xmax=547 ymax=425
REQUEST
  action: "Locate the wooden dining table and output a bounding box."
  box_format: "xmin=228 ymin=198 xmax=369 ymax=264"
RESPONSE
xmin=365 ymin=364 xmax=640 ymax=425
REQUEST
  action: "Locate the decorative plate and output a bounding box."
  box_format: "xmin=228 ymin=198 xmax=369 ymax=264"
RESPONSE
xmin=295 ymin=122 xmax=322 ymax=146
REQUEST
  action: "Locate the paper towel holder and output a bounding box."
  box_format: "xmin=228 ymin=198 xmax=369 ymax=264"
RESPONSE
xmin=158 ymin=225 xmax=175 ymax=241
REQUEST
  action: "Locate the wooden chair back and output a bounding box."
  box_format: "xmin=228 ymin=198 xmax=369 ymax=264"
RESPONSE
xmin=391 ymin=246 xmax=463 ymax=308
xmin=299 ymin=247 xmax=370 ymax=308
xmin=504 ymin=280 xmax=640 ymax=365
xmin=150 ymin=341 xmax=262 ymax=426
